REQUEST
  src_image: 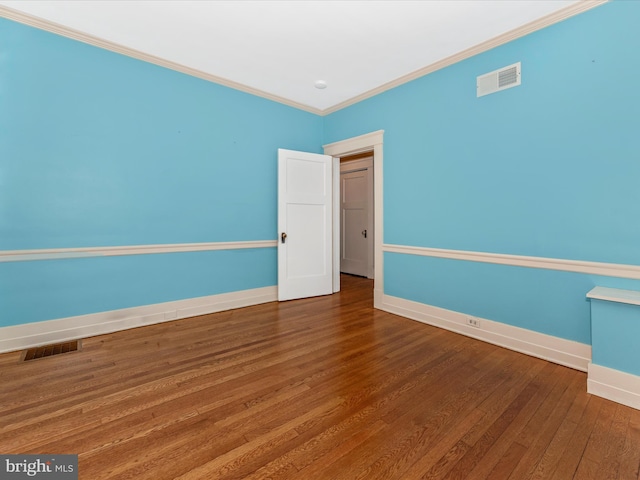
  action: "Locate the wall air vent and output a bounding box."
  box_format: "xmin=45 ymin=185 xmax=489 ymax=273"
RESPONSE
xmin=477 ymin=62 xmax=521 ymax=97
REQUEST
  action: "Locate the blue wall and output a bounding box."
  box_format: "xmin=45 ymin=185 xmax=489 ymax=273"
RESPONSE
xmin=325 ymin=0 xmax=640 ymax=345
xmin=591 ymin=299 xmax=640 ymax=376
xmin=0 ymin=18 xmax=322 ymax=327
xmin=3 ymin=1 xmax=640 ymax=351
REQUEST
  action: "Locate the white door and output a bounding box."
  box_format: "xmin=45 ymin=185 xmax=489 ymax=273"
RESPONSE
xmin=278 ymin=149 xmax=333 ymax=301
xmin=340 ymin=169 xmax=369 ymax=276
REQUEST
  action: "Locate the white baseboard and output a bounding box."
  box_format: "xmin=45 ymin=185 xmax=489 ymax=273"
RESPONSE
xmin=0 ymin=286 xmax=277 ymax=354
xmin=588 ymin=363 xmax=640 ymax=410
xmin=380 ymin=294 xmax=591 ymax=372
xmin=374 ymin=288 xmax=384 ymax=310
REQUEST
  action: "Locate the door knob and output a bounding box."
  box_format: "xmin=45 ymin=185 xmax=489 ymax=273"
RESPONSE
xmin=281 ymin=232 xmax=287 ymax=244
xmin=362 ymin=229 xmax=367 ymax=238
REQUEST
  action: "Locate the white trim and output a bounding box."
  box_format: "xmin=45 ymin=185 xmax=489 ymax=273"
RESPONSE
xmin=588 ymin=363 xmax=640 ymax=410
xmin=0 ymin=2 xmax=606 ymax=116
xmin=321 ymin=0 xmax=608 ymax=115
xmin=323 ymin=131 xmax=384 ymax=156
xmin=0 ymin=286 xmax=277 ymax=354
xmin=333 ymin=156 xmax=341 ymax=293
xmin=586 ymin=286 xmax=640 ymax=306
xmin=1 ymin=2 xmax=607 ymax=117
xmin=380 ymin=294 xmax=591 ymax=372
xmin=384 ymin=243 xmax=640 ymax=280
xmin=324 ymin=131 xmax=384 ymax=307
xmin=0 ymin=240 xmax=277 ymax=263
xmin=372 ymin=142 xmax=384 ymax=304
xmin=0 ymin=5 xmax=322 ymax=115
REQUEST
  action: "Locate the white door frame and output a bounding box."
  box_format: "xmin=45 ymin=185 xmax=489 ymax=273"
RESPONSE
xmin=323 ymin=130 xmax=384 ymax=308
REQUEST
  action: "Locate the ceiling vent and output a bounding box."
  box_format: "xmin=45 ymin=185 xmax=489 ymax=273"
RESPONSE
xmin=477 ymin=62 xmax=521 ymax=97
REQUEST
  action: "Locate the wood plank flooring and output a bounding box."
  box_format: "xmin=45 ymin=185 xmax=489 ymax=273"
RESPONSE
xmin=1 ymin=274 xmax=639 ymax=479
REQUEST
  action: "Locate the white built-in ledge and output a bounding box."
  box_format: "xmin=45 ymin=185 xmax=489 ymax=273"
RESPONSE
xmin=587 ymin=285 xmax=640 ymax=410
xmin=586 ymin=286 xmax=640 ymax=307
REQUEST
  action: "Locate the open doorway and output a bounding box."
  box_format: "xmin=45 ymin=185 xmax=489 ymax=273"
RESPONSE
xmin=323 ymin=130 xmax=384 ymax=308
xmin=339 ymin=151 xmax=374 ymax=279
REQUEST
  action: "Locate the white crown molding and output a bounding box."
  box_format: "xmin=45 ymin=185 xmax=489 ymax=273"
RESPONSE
xmin=0 ymin=240 xmax=277 ymax=263
xmin=0 ymin=4 xmax=323 ymax=115
xmin=588 ymin=363 xmax=640 ymax=410
xmin=322 ymin=0 xmax=609 ymax=115
xmin=384 ymin=244 xmax=640 ymax=280
xmin=0 ymin=2 xmax=608 ymax=117
xmin=0 ymin=285 xmax=277 ymax=354
xmin=380 ymin=294 xmax=591 ymax=372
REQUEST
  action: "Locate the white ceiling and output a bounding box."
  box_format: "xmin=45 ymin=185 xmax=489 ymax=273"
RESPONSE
xmin=1 ymin=0 xmax=582 ymax=112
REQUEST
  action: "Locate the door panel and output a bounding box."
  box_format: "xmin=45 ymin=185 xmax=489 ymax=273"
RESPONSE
xmin=340 ymin=170 xmax=369 ymax=276
xmin=286 ymin=203 xmax=327 ymax=277
xmin=343 ymin=173 xmax=367 ymax=203
xmin=278 ymin=149 xmax=333 ymax=301
xmin=343 ymin=207 xmax=365 ymax=263
xmin=286 ymin=158 xmax=327 ymax=195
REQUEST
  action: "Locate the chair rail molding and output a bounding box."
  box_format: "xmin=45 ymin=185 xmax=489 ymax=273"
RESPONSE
xmin=0 ymin=240 xmax=278 ymax=263
xmin=384 ymin=244 xmax=640 ymax=280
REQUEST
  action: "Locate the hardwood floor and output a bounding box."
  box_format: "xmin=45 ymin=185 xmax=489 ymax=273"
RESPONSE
xmin=1 ymin=274 xmax=639 ymax=479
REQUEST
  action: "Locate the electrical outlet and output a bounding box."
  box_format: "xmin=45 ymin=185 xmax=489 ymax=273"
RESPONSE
xmin=467 ymin=317 xmax=481 ymax=328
